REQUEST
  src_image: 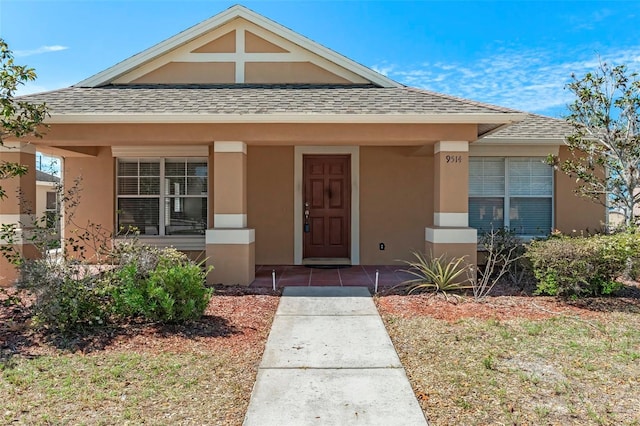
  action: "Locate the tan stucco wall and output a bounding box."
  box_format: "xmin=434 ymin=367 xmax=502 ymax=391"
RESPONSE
xmin=425 ymin=241 xmax=477 ymax=273
xmin=0 ymin=150 xmax=37 ymax=286
xmin=245 ymin=62 xmax=351 ymax=84
xmin=554 ymin=145 xmax=606 ymax=233
xmin=0 ymin=151 xmax=36 ymax=215
xmin=434 ymin=150 xmax=469 ymax=213
xmin=192 ymin=30 xmax=236 ymax=53
xmin=206 ymin=242 xmax=255 ymax=286
xmin=63 ymin=146 xmax=115 ymax=259
xmin=131 ymin=62 xmax=235 ymax=84
xmin=245 ymin=31 xmax=288 ymax=53
xmin=247 ymin=146 xmax=294 ymax=264
xmin=36 ymin=123 xmax=479 ymax=146
xmin=214 ymin=152 xmax=247 ymax=214
xmin=359 ymin=146 xmax=433 ymax=265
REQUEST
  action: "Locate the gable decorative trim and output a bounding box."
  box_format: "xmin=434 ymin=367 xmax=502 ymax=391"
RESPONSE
xmin=77 ymin=5 xmax=399 ymax=88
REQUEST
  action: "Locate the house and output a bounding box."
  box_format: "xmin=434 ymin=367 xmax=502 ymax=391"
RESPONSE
xmin=0 ymin=5 xmax=604 ymax=286
xmin=35 ymin=169 xmax=61 ymax=238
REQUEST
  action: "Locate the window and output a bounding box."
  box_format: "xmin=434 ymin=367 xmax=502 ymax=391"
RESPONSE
xmin=469 ymin=157 xmax=553 ymax=236
xmin=45 ymin=191 xmax=59 ymax=230
xmin=116 ymin=158 xmax=208 ymax=236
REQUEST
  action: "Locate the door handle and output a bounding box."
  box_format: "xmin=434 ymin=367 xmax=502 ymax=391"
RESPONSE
xmin=304 ymin=202 xmax=310 ymax=233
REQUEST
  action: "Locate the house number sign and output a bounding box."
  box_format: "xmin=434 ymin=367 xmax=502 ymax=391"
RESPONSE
xmin=445 ymin=155 xmax=463 ymax=163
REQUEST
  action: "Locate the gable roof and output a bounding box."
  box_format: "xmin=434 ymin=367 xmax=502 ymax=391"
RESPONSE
xmin=21 ymin=84 xmax=525 ymax=137
xmin=76 ymin=5 xmax=400 ymax=88
xmin=36 ymin=170 xmax=60 ymax=183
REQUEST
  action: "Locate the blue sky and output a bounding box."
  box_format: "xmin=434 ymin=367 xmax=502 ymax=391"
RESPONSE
xmin=2 ymin=0 xmax=640 ymax=118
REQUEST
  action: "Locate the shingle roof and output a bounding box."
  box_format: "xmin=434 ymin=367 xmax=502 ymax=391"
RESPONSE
xmin=487 ymin=113 xmax=572 ymax=140
xmin=36 ymin=170 xmax=60 ymax=183
xmin=21 ymin=84 xmax=517 ymax=116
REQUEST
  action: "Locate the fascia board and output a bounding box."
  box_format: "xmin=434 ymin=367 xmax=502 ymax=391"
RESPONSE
xmin=477 ymin=137 xmax=566 ymax=145
xmin=238 ymin=7 xmax=400 ymax=88
xmin=44 ymin=112 xmax=527 ymax=125
xmin=76 ymin=6 xmax=243 ymax=87
xmin=76 ymin=5 xmax=400 ymax=88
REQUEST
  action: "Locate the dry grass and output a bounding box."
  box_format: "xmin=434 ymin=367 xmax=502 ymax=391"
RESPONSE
xmin=1 ymin=288 xmax=279 ymax=425
xmin=379 ymin=296 xmax=640 ymax=426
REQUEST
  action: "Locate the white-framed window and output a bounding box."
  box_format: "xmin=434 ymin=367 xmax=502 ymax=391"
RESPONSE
xmin=45 ymin=191 xmax=59 ymax=230
xmin=116 ymin=157 xmax=208 ymax=236
xmin=469 ymin=157 xmax=553 ymax=236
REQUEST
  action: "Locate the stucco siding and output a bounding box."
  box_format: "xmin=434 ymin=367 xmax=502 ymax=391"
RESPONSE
xmin=244 ymin=62 xmax=352 ymax=84
xmin=247 ymin=146 xmax=295 ymax=264
xmin=131 ymin=62 xmax=236 ymax=84
xmin=359 ymin=146 xmax=433 ymax=265
xmin=63 ymin=146 xmax=115 ymax=257
xmin=554 ymin=145 xmax=606 ymax=233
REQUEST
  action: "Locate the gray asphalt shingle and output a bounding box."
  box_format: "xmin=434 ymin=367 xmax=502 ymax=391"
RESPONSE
xmin=20 ymin=84 xmax=517 ymax=116
xmin=489 ymin=113 xmax=572 ymax=140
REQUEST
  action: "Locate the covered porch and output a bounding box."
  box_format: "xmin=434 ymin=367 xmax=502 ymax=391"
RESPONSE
xmin=251 ymin=264 xmax=413 ymax=291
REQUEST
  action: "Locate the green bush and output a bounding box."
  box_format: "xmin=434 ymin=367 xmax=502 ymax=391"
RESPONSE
xmin=110 ymin=246 xmax=212 ymax=323
xmin=14 ymin=244 xmax=212 ymax=333
xmin=17 ymin=260 xmax=109 ymax=333
xmin=526 ymin=232 xmax=638 ymax=297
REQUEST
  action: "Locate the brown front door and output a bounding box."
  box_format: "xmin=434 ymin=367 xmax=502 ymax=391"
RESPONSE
xmin=303 ymin=155 xmax=351 ymax=258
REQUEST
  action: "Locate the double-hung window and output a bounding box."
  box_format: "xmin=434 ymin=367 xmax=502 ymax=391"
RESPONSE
xmin=116 ymin=158 xmax=208 ymax=236
xmin=469 ymin=157 xmax=553 ymax=236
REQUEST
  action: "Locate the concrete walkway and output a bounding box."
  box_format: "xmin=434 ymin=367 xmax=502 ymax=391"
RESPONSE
xmin=243 ymin=286 xmax=428 ymax=426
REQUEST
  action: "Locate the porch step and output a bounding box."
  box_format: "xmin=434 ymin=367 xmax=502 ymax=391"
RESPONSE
xmin=302 ymin=257 xmax=351 ymax=266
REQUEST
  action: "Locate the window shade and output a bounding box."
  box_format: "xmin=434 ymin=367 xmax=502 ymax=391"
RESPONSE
xmin=508 ymin=158 xmax=552 ymax=196
xmin=469 ymin=158 xmax=505 ymax=196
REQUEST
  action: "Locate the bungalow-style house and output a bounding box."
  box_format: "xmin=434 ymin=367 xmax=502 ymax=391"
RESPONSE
xmin=0 ymin=5 xmax=603 ymax=286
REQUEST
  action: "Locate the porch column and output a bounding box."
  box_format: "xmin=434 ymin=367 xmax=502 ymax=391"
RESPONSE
xmin=0 ymin=142 xmax=38 ymax=286
xmin=205 ymin=141 xmax=255 ymax=286
xmin=425 ymin=141 xmax=477 ymax=267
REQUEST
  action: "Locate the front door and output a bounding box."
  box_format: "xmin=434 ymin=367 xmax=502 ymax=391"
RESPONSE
xmin=303 ymin=155 xmax=351 ymax=258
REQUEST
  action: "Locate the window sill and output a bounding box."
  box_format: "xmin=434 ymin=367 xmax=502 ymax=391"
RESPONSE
xmin=115 ymin=235 xmax=205 ymax=251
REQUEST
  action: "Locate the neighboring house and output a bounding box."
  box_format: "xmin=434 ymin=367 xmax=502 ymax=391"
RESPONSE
xmin=0 ymin=5 xmax=604 ymax=286
xmin=35 ymin=169 xmax=60 ymax=232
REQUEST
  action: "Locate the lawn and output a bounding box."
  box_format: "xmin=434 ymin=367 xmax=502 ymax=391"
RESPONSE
xmin=1 ymin=288 xmax=279 ymax=425
xmin=377 ymin=293 xmax=640 ymax=426
xmin=3 ymin=284 xmax=639 ymax=425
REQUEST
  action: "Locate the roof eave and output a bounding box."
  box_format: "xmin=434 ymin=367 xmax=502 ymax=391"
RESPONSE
xmin=44 ymin=112 xmax=527 ymax=125
xmin=476 ymin=137 xmax=567 ymax=145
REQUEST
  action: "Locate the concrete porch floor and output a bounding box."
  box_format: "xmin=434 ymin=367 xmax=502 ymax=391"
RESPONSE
xmin=250 ymin=265 xmax=413 ymax=291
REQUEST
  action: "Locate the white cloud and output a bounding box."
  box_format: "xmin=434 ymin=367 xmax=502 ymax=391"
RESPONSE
xmin=15 ymin=81 xmax=70 ymax=97
xmin=374 ymin=45 xmax=640 ymax=116
xmin=14 ymin=45 xmax=69 ymax=57
xmin=371 ymin=63 xmax=395 ymax=76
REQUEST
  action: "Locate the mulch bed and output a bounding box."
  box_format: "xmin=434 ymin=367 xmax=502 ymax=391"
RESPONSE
xmin=3 ymin=280 xmax=639 ymax=359
xmin=1 ymin=286 xmax=281 ymax=359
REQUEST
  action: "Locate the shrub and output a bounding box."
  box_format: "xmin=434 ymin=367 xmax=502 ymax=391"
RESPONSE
xmin=400 ymin=251 xmax=473 ymax=299
xmin=526 ymin=233 xmax=634 ymax=297
xmin=109 ymin=246 xmax=212 ymax=323
xmin=17 ymin=259 xmax=109 ymax=333
xmin=475 ymin=228 xmax=530 ymax=300
xmin=1 ymin=178 xmax=212 ymax=333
